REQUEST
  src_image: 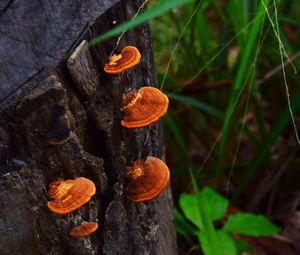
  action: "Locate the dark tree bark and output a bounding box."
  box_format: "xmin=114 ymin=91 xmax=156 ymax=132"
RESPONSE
xmin=0 ymin=1 xmax=177 ymax=254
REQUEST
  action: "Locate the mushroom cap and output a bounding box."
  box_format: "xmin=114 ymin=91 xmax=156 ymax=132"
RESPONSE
xmin=121 ymin=87 xmax=169 ymax=128
xmin=69 ymin=221 xmax=98 ymax=237
xmin=104 ymin=46 xmax=141 ymax=74
xmin=47 ymin=177 xmax=96 ymax=215
xmin=126 ymin=156 xmax=170 ymax=202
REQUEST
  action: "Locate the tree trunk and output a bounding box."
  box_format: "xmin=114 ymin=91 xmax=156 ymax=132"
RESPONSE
xmin=0 ymin=1 xmax=177 ymax=254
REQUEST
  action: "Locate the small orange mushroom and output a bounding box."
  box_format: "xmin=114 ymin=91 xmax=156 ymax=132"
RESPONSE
xmin=69 ymin=221 xmax=98 ymax=237
xmin=104 ymin=46 xmax=141 ymax=74
xmin=121 ymin=86 xmax=169 ymax=128
xmin=47 ymin=177 xmax=96 ymax=215
xmin=126 ymin=156 xmax=170 ymax=202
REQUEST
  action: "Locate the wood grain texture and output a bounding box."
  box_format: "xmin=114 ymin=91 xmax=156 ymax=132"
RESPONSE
xmin=0 ymin=0 xmax=119 ymax=103
xmin=0 ymin=0 xmax=177 ymax=254
xmin=67 ymin=40 xmax=100 ymax=99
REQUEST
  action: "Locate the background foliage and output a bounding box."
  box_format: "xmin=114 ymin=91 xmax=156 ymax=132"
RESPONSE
xmin=149 ymin=0 xmax=300 ymax=254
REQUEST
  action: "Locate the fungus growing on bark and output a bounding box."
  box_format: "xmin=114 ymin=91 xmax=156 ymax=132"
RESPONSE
xmin=47 ymin=177 xmax=96 ymax=215
xmin=69 ymin=221 xmax=98 ymax=237
xmin=126 ymin=156 xmax=170 ymax=202
xmin=104 ymin=46 xmax=141 ymax=74
xmin=121 ymin=86 xmax=169 ymax=128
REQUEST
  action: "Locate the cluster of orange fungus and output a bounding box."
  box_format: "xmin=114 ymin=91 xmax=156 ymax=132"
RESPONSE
xmin=69 ymin=221 xmax=98 ymax=237
xmin=121 ymin=87 xmax=169 ymax=129
xmin=47 ymin=177 xmax=96 ymax=215
xmin=126 ymin=156 xmax=170 ymax=202
xmin=104 ymin=46 xmax=141 ymax=74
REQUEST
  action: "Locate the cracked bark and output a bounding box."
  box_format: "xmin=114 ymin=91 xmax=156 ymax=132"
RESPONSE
xmin=0 ymin=0 xmax=177 ymax=255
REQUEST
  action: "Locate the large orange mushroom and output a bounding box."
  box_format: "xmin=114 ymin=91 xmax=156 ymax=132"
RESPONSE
xmin=47 ymin=177 xmax=96 ymax=215
xmin=69 ymin=221 xmax=98 ymax=237
xmin=126 ymin=156 xmax=170 ymax=202
xmin=104 ymin=46 xmax=141 ymax=74
xmin=121 ymin=86 xmax=169 ymax=128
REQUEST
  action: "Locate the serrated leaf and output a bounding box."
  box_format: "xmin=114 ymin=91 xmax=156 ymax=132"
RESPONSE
xmin=223 ymin=213 xmax=280 ymax=236
xmin=198 ymin=231 xmax=237 ymax=255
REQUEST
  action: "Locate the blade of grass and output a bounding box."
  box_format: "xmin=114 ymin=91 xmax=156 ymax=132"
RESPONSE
xmin=157 ymin=73 xmax=179 ymax=90
xmin=194 ymin=7 xmax=215 ymax=63
xmin=86 ymin=0 xmax=194 ymax=48
xmin=167 ymin=93 xmax=259 ymax=146
xmin=164 ymin=113 xmax=191 ymax=162
xmin=216 ymin=0 xmax=270 ymax=179
xmin=169 ymin=10 xmax=199 ymax=74
xmin=227 ymin=0 xmax=249 ymax=49
xmin=168 ymin=93 xmax=224 ymax=119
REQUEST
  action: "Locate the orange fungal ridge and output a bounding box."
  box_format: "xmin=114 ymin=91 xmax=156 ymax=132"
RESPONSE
xmin=69 ymin=221 xmax=98 ymax=237
xmin=47 ymin=177 xmax=96 ymax=215
xmin=104 ymin=46 xmax=141 ymax=74
xmin=126 ymin=156 xmax=170 ymax=202
xmin=121 ymin=86 xmax=169 ymax=128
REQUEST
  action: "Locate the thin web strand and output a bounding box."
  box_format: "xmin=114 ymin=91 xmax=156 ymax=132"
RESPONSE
xmin=160 ymin=0 xmax=204 ymax=91
xmin=262 ymin=0 xmax=300 ymax=146
xmin=169 ymin=2 xmax=274 ymax=95
xmin=225 ymin=15 xmax=267 ymax=198
xmin=109 ymin=0 xmax=149 ymax=57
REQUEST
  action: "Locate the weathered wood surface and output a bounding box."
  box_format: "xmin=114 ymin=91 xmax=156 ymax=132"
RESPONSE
xmin=0 ymin=1 xmax=177 ymax=254
xmin=0 ymin=0 xmax=119 ymax=102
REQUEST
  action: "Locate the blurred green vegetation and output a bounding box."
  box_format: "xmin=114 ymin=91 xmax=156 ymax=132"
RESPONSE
xmin=151 ymin=0 xmax=300 ymax=195
xmin=149 ymin=0 xmax=300 ymax=253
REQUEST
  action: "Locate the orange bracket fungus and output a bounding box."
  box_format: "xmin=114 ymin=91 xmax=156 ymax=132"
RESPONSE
xmin=69 ymin=221 xmax=98 ymax=237
xmin=126 ymin=156 xmax=170 ymax=202
xmin=121 ymin=86 xmax=169 ymax=128
xmin=47 ymin=177 xmax=96 ymax=215
xmin=104 ymin=46 xmax=141 ymax=74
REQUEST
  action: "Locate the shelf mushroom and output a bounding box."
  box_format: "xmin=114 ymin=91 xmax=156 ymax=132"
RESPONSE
xmin=126 ymin=156 xmax=170 ymax=202
xmin=121 ymin=86 xmax=169 ymax=128
xmin=69 ymin=221 xmax=98 ymax=237
xmin=104 ymin=46 xmax=141 ymax=74
xmin=47 ymin=177 xmax=96 ymax=215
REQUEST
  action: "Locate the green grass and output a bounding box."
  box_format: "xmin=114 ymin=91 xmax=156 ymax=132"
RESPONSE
xmin=150 ymin=0 xmax=300 ymax=252
xmin=86 ymin=0 xmax=195 ymax=47
xmin=216 ymin=0 xmax=271 ymax=181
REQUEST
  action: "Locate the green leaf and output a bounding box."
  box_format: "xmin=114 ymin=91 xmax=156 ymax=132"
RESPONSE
xmin=200 ymin=187 xmax=229 ymax=222
xmin=179 ymin=193 xmax=203 ymax=229
xmin=189 ymin=171 xmax=223 ymax=255
xmin=174 ymin=208 xmax=198 ymax=235
xmin=223 ymin=213 xmax=280 ymax=236
xmin=179 ymin=187 xmax=228 ymax=229
xmin=198 ymin=231 xmax=237 ymax=255
xmin=87 ymin=0 xmax=194 ymax=46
